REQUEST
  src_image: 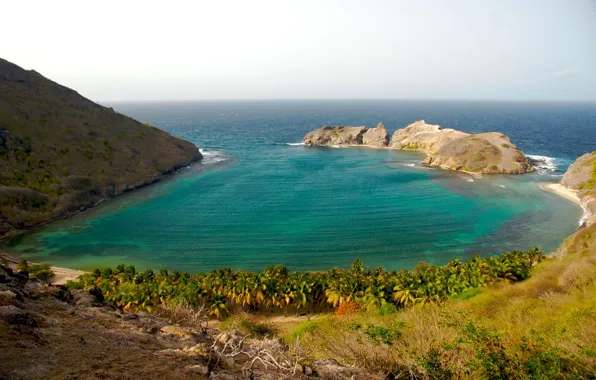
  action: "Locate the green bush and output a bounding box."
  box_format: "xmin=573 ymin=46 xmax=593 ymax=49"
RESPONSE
xmin=29 ymin=263 xmax=55 ymax=283
xmin=379 ymin=302 xmax=398 ymax=316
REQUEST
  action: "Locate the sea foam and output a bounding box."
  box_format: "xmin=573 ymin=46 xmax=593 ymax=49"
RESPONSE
xmin=528 ymin=155 xmax=557 ymax=173
xmin=199 ymin=149 xmax=229 ymax=164
xmin=286 ymin=142 xmax=305 ymax=146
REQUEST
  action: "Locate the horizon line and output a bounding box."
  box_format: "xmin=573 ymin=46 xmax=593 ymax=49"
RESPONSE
xmin=101 ymin=98 xmax=596 ymax=104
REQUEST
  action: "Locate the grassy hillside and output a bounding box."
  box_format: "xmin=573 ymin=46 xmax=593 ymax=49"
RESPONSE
xmin=0 ymin=58 xmax=202 ymax=237
xmin=291 ymin=223 xmax=596 ymax=378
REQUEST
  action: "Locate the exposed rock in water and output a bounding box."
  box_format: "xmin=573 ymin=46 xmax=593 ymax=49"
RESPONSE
xmin=0 ymin=57 xmax=203 ymax=239
xmin=304 ymin=126 xmax=367 ymax=146
xmin=561 ymin=151 xmax=596 ymax=226
xmin=421 ymin=132 xmax=534 ymax=174
xmin=303 ymin=119 xmax=534 ymax=174
xmin=389 ymin=120 xmax=467 ymax=154
xmin=362 ymin=122 xmax=390 ymax=147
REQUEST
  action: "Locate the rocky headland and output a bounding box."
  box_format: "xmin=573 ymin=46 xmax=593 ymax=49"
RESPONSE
xmin=550 ymin=151 xmax=596 ymax=227
xmin=0 ymin=58 xmax=202 ymax=239
xmin=304 ymin=120 xmax=535 ymax=174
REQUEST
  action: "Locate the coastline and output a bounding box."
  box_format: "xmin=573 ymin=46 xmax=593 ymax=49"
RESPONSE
xmin=542 ymin=183 xmax=581 ymax=205
xmin=1 ymin=251 xmax=85 ymax=285
xmin=0 ymin=158 xmax=202 ymax=243
xmin=542 ymin=183 xmax=591 ymax=227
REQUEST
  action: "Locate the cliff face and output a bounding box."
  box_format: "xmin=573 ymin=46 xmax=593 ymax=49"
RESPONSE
xmin=362 ymin=123 xmax=390 ymax=147
xmin=303 ymin=126 xmax=367 ymax=146
xmin=561 ymin=152 xmax=596 ymax=226
xmin=303 ymin=120 xmax=534 ymax=174
xmin=0 ymin=58 xmax=202 ymax=238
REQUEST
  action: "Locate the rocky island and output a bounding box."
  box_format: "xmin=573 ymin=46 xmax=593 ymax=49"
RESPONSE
xmin=0 ymin=58 xmax=202 ymax=238
xmin=304 ymin=120 xmax=535 ymax=174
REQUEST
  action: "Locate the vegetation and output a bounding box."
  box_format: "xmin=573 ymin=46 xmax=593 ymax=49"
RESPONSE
xmin=28 ymin=263 xmax=55 ymax=283
xmin=63 ymin=231 xmax=596 ymax=378
xmin=292 ymin=223 xmax=596 ymax=378
xmin=0 ymin=57 xmax=201 ymax=238
xmin=67 ymin=248 xmax=545 ymax=320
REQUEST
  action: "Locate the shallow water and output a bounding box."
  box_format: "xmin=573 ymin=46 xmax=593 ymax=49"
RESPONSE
xmin=4 ymin=100 xmax=594 ymax=272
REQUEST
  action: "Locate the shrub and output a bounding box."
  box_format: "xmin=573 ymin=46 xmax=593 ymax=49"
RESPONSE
xmin=290 ymin=320 xmax=318 ymax=339
xmin=471 ymin=152 xmax=486 ymax=161
xmin=16 ymin=258 xmax=28 ymax=271
xmin=28 ymin=263 xmax=55 ymax=283
xmin=379 ymin=302 xmax=398 ymax=316
xmin=335 ymin=301 xmax=359 ymax=317
xmin=240 ymin=319 xmax=276 ymax=337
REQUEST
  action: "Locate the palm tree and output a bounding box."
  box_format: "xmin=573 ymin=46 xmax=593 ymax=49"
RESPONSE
xmin=209 ymin=292 xmax=228 ymax=320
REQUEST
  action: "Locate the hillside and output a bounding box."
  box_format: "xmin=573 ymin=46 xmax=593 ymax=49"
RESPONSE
xmin=561 ymin=151 xmax=596 ymax=226
xmin=0 ymin=58 xmax=202 ymax=238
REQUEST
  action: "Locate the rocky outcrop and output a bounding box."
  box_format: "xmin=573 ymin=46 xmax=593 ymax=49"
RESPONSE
xmin=389 ymin=120 xmax=467 ymax=154
xmin=303 ymin=119 xmax=534 ymax=174
xmin=362 ymin=123 xmax=390 ymax=147
xmin=304 ymin=126 xmax=367 ymax=146
xmin=422 ymin=132 xmax=534 ymax=174
xmin=561 ymin=152 xmax=596 ymax=226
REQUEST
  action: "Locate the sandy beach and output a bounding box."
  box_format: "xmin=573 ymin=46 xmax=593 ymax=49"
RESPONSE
xmin=542 ymin=183 xmax=581 ymax=205
xmin=0 ymin=251 xmax=85 ymax=285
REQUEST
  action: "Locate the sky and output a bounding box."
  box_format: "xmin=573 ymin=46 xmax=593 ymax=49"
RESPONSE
xmin=2 ymin=0 xmax=596 ymax=101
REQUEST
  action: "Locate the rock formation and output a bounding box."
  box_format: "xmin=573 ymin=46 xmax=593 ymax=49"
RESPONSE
xmin=303 ymin=120 xmax=534 ymax=174
xmin=561 ymin=152 xmax=596 ymax=226
xmin=304 ymin=126 xmax=367 ymax=146
xmin=0 ymin=58 xmax=202 ymax=238
xmin=389 ymin=120 xmax=467 ymax=154
xmin=362 ymin=123 xmax=390 ymax=147
xmin=421 ymin=132 xmax=534 ymax=174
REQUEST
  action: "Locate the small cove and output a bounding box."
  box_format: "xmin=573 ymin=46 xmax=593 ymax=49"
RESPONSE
xmin=3 ymin=100 xmax=592 ymax=272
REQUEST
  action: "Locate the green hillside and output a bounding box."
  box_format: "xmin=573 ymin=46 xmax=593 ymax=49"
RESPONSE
xmin=0 ymin=58 xmax=202 ymax=238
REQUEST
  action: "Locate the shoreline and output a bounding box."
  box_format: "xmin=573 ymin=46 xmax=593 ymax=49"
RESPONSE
xmin=541 ymin=183 xmax=590 ymax=226
xmin=0 ymin=158 xmax=203 ymax=244
xmin=541 ymin=183 xmax=581 ymax=205
xmin=1 ymin=251 xmax=85 ymax=285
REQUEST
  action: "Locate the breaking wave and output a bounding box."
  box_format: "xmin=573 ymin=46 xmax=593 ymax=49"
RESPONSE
xmin=528 ymin=155 xmax=557 ymax=173
xmin=199 ymin=149 xmax=229 ymax=164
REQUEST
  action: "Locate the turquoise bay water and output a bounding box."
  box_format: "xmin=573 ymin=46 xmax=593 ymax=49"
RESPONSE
xmin=4 ymin=101 xmax=594 ymax=272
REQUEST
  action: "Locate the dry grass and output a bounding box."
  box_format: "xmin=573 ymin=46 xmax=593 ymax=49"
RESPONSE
xmin=156 ymin=300 xmax=209 ymax=332
xmin=291 ymin=224 xmax=596 ymax=378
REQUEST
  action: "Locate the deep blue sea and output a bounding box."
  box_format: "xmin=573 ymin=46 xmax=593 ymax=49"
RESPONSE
xmin=5 ymin=101 xmax=596 ymax=272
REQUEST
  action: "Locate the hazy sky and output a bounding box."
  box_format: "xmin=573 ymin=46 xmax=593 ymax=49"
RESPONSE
xmin=2 ymin=0 xmax=596 ymax=101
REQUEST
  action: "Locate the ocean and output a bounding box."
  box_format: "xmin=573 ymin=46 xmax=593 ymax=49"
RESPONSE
xmin=4 ymin=100 xmax=595 ymax=272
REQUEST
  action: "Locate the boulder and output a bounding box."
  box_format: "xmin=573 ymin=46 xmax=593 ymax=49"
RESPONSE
xmin=0 ymin=305 xmax=37 ymax=326
xmin=0 ymin=290 xmax=20 ymax=307
xmin=362 ymin=122 xmax=390 ymax=147
xmin=72 ymin=288 xmax=104 ymax=307
xmin=160 ymin=325 xmax=196 ymax=340
xmin=311 ymin=358 xmax=383 ymax=380
xmin=185 ymin=364 xmax=209 ymax=375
